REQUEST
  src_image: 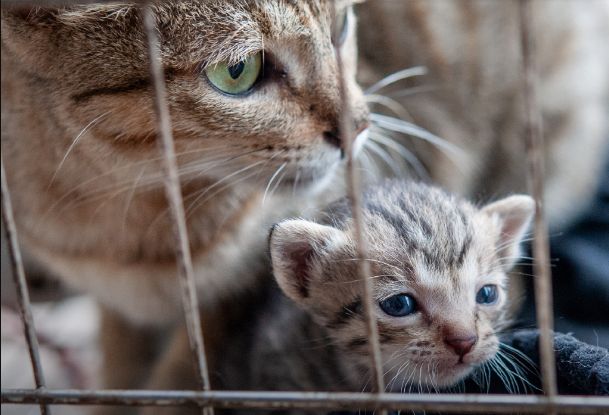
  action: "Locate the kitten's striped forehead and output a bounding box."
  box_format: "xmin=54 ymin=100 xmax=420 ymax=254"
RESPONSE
xmin=325 ymin=181 xmax=476 ymax=276
xmin=366 ymin=181 xmax=474 ymax=273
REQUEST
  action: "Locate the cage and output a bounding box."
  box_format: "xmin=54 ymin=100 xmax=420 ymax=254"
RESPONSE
xmin=1 ymin=1 xmax=608 ymax=414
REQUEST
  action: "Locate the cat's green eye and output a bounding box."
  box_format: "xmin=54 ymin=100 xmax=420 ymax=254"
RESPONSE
xmin=205 ymin=52 xmax=262 ymax=95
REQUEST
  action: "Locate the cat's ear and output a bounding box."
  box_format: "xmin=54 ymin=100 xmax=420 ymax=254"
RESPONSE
xmin=481 ymin=195 xmax=535 ymax=269
xmin=269 ymin=220 xmax=347 ymax=304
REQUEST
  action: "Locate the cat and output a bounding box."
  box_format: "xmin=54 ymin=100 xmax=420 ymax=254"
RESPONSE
xmin=148 ymin=180 xmax=534 ymax=415
xmin=1 ymin=0 xmax=367 ymax=393
xmin=356 ymin=0 xmax=609 ymax=231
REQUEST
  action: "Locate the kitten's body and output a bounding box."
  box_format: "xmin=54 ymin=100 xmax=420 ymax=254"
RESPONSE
xmin=173 ymin=180 xmax=533 ymax=415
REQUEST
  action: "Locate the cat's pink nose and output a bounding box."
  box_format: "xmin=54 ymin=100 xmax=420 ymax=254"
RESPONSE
xmin=444 ymin=334 xmax=477 ymax=357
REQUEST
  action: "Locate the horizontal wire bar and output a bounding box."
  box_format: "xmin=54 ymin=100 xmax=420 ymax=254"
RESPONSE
xmin=0 ymin=0 xmax=134 ymax=5
xmin=2 ymin=389 xmax=608 ymax=414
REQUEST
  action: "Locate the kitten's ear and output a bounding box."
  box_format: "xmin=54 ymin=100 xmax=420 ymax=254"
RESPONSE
xmin=269 ymin=220 xmax=347 ymax=304
xmin=481 ymin=195 xmax=535 ymax=269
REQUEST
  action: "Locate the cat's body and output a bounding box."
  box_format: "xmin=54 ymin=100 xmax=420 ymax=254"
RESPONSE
xmin=172 ymin=180 xmax=533 ymax=415
xmin=1 ymin=1 xmax=366 ymax=326
xmin=1 ymin=0 xmax=367 ymax=396
xmin=358 ymin=0 xmax=609 ymax=230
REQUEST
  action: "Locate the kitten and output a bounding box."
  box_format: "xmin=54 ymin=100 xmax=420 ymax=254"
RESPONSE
xmin=194 ymin=180 xmax=534 ymax=414
xmin=1 ymin=0 xmax=366 ymax=393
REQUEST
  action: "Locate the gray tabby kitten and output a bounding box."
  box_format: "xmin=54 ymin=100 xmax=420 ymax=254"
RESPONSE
xmin=208 ymin=180 xmax=534 ymax=413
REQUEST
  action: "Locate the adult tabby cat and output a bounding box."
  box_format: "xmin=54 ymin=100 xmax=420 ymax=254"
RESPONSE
xmin=1 ymin=0 xmax=366 ymax=392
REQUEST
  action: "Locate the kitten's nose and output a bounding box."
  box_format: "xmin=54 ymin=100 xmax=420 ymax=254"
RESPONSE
xmin=444 ymin=334 xmax=477 ymax=357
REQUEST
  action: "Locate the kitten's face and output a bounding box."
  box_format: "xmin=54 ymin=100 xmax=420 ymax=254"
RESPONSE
xmin=270 ymin=183 xmax=534 ymax=390
xmin=2 ymin=0 xmax=367 ymax=197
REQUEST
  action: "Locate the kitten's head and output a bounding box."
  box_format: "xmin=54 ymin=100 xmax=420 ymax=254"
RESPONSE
xmin=270 ymin=181 xmax=534 ymax=389
xmin=2 ymin=1 xmax=367 ymax=198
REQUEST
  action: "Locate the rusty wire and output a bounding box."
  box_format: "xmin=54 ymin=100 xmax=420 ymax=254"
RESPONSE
xmin=518 ymin=0 xmax=559 ymax=406
xmin=141 ymin=3 xmax=213 ymax=414
xmin=1 ymin=160 xmax=50 ymax=415
xmin=2 ymin=389 xmax=609 ymax=414
xmin=331 ymin=1 xmax=386 ymax=403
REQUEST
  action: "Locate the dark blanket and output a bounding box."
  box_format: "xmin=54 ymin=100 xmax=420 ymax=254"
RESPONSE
xmin=334 ymin=330 xmax=608 ymax=415
xmin=474 ymin=329 xmax=609 ymax=395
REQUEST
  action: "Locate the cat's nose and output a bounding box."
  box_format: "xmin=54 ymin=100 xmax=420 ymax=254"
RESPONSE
xmin=323 ymin=129 xmax=341 ymax=149
xmin=444 ymin=334 xmax=478 ymax=357
xmin=323 ymin=120 xmax=369 ymax=151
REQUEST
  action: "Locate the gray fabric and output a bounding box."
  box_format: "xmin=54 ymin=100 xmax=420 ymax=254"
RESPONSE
xmin=499 ymin=329 xmax=608 ymax=395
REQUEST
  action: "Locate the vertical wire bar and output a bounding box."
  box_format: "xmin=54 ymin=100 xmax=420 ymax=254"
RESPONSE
xmin=141 ymin=4 xmax=213 ymax=415
xmin=1 ymin=159 xmax=50 ymax=415
xmin=518 ymin=0 xmax=558 ymax=407
xmin=332 ymin=3 xmax=387 ymax=404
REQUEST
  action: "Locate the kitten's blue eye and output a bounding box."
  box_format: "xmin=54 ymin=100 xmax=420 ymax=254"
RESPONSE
xmin=379 ymin=294 xmax=417 ymax=317
xmin=476 ymin=285 xmax=498 ymax=304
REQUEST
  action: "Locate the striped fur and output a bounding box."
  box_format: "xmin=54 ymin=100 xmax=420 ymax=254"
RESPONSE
xmin=1 ymin=0 xmax=365 ymax=404
xmin=261 ymin=180 xmax=534 ymax=398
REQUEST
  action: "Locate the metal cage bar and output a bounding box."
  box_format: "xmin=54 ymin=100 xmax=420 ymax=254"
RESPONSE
xmin=332 ymin=1 xmax=387 ymax=400
xmin=518 ymin=0 xmax=559 ymax=406
xmin=1 ymin=160 xmax=50 ymax=415
xmin=2 ymin=389 xmax=609 ymax=414
xmin=141 ymin=3 xmax=213 ymax=414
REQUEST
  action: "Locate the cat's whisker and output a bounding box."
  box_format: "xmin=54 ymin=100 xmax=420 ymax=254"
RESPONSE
xmin=291 ymin=168 xmax=301 ymax=199
xmin=364 ymin=140 xmax=405 ymax=177
xmin=368 ymin=132 xmax=431 ymax=181
xmin=44 ymin=149 xmax=248 ymax=217
xmin=370 ymin=113 xmax=467 ymax=169
xmin=185 ymin=159 xmax=268 ymax=218
xmin=262 ymin=162 xmax=287 ymax=205
xmin=495 ymin=350 xmax=538 ymax=393
xmin=388 ymin=84 xmax=441 ymax=99
xmin=267 ymin=167 xmax=288 ymax=203
xmin=365 ymin=66 xmax=427 ymax=95
xmin=365 ymin=94 xmax=413 ymax=121
xmin=499 ymin=342 xmax=538 ymax=374
xmin=47 ymin=111 xmax=112 ymax=189
xmin=120 ymin=167 xmax=148 ymax=234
